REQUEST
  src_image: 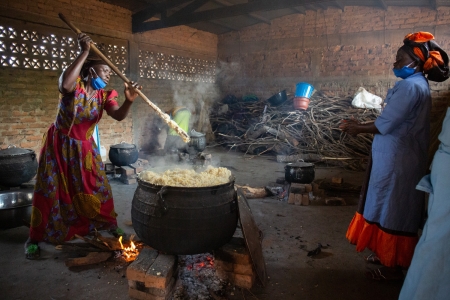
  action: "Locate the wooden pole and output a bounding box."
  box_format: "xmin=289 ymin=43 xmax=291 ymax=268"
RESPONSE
xmin=58 ymin=13 xmax=190 ymax=143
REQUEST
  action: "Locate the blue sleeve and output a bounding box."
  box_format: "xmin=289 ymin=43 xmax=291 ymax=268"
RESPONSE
xmin=374 ymin=80 xmax=421 ymax=135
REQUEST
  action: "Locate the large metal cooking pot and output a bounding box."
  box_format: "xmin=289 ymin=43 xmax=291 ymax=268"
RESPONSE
xmin=285 ymin=162 xmax=315 ymax=184
xmin=131 ymin=177 xmax=237 ymax=255
xmin=0 ymin=189 xmax=33 ymax=229
xmin=188 ymin=130 xmax=206 ymax=152
xmin=108 ymin=142 xmax=138 ymax=166
xmin=0 ymin=145 xmax=38 ymax=187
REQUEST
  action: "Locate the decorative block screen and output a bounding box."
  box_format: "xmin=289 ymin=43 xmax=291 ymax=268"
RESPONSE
xmin=0 ymin=24 xmax=128 ymax=75
xmin=138 ymin=49 xmax=216 ymax=83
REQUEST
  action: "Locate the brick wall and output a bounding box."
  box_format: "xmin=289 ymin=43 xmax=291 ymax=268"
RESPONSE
xmin=0 ymin=0 xmax=218 ymax=156
xmin=217 ymin=6 xmax=450 ymax=118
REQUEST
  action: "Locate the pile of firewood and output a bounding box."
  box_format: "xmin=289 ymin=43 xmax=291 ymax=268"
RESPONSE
xmin=210 ymin=92 xmax=379 ymax=169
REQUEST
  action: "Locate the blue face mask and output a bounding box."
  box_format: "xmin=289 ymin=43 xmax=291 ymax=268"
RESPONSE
xmin=392 ymin=62 xmax=416 ymax=79
xmin=90 ymin=68 xmax=107 ymax=90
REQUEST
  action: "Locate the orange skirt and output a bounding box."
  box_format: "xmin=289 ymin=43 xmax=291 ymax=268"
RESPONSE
xmin=346 ymin=212 xmax=418 ymax=268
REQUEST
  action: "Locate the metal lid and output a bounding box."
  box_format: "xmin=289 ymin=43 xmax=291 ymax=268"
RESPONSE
xmin=110 ymin=142 xmax=136 ymax=149
xmin=286 ymin=162 xmax=314 ymax=168
xmin=0 ymin=145 xmax=34 ymax=157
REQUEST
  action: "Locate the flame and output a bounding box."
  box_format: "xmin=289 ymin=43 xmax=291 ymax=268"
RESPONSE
xmin=119 ymin=236 xmax=138 ymax=262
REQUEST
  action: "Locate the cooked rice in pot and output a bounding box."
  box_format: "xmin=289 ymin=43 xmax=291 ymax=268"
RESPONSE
xmin=139 ymin=166 xmax=232 ymax=187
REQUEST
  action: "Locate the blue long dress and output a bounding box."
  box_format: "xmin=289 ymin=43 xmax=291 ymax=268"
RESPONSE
xmin=399 ymin=107 xmax=450 ymax=300
xmin=367 ymin=72 xmax=430 ymax=233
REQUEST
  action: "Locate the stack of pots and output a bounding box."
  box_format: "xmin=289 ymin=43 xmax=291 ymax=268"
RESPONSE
xmin=294 ymin=82 xmax=314 ymax=110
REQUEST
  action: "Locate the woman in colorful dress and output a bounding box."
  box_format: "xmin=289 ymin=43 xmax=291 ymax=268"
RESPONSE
xmin=340 ymin=32 xmax=449 ymax=280
xmin=25 ymin=33 xmax=141 ymax=259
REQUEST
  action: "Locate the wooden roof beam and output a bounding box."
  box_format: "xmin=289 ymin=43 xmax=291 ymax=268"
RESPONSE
xmin=335 ymin=1 xmax=344 ymax=11
xmin=292 ymin=6 xmax=306 ymax=14
xmin=378 ymin=0 xmax=388 ymax=10
xmin=133 ymin=0 xmax=329 ymax=32
xmin=212 ymin=0 xmax=271 ymax=24
xmin=133 ymin=0 xmax=193 ymax=24
xmin=170 ymin=0 xmax=210 ymax=19
xmin=431 ymin=0 xmax=438 ymax=10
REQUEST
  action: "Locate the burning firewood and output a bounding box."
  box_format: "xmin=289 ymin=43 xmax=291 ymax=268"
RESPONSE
xmin=235 ymin=185 xmax=268 ymax=199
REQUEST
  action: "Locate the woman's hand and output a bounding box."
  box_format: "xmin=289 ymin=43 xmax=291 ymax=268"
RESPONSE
xmin=77 ymin=33 xmax=92 ymax=53
xmin=124 ymin=81 xmax=142 ymax=102
xmin=339 ymin=118 xmax=380 ymax=136
xmin=339 ymin=118 xmax=361 ymax=136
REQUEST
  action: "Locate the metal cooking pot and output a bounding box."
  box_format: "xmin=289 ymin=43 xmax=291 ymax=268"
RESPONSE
xmin=267 ymin=90 xmax=287 ymax=106
xmin=108 ymin=142 xmax=138 ymax=166
xmin=0 ymin=189 xmax=33 ymax=229
xmin=0 ymin=145 xmax=38 ymax=187
xmin=131 ymin=177 xmax=237 ymax=255
xmin=285 ymin=162 xmax=315 ymax=184
xmin=188 ymin=130 xmax=206 ymax=152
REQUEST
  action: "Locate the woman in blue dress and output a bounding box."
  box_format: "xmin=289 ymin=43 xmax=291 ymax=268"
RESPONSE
xmin=340 ymin=32 xmax=449 ymax=280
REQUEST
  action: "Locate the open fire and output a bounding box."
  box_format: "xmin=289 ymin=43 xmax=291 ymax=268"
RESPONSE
xmin=116 ymin=236 xmax=140 ymax=262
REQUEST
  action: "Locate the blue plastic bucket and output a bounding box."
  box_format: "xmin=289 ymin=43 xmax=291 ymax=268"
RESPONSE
xmin=295 ymin=82 xmax=314 ymax=98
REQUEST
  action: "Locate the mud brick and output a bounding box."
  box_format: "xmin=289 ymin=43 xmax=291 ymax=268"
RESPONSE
xmin=137 ymin=158 xmax=149 ymax=166
xmin=214 ymin=237 xmax=251 ymax=265
xmin=129 ymin=162 xmax=144 ymax=174
xmin=294 ymin=194 xmax=302 ymax=205
xmin=215 ymin=260 xmax=254 ymax=276
xmin=288 ymin=193 xmax=295 ymax=204
xmin=301 ymin=193 xmax=310 ymax=206
xmin=216 ymin=269 xmax=255 ymax=289
xmin=331 ymin=177 xmax=343 ymax=184
xmin=290 ymin=183 xmax=306 ymax=194
xmin=129 ymin=277 xmax=175 ymax=298
xmin=145 ymin=254 xmax=177 ymax=289
xmin=104 ymin=163 xmax=115 ymax=173
xmin=128 ymin=287 xmax=166 ymax=300
xmin=120 ymin=177 xmax=137 ymax=185
xmin=120 ymin=166 xmax=135 ymax=176
xmin=127 ymin=248 xmax=159 ymax=282
xmin=304 ymin=184 xmax=312 ymax=193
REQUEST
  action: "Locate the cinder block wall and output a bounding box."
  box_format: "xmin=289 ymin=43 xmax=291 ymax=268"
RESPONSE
xmin=0 ymin=0 xmax=218 ymax=156
xmin=217 ymin=6 xmax=450 ymax=118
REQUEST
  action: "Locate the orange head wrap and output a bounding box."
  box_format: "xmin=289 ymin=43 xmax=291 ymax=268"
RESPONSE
xmin=402 ymin=31 xmax=449 ymax=82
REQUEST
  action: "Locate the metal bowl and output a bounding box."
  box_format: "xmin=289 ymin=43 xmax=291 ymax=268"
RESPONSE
xmin=0 ymin=189 xmax=33 ymax=230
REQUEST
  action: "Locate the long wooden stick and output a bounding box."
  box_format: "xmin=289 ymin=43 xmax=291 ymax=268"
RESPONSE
xmin=58 ymin=13 xmax=190 ymax=143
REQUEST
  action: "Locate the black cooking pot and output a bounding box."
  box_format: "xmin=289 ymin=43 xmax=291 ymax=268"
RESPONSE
xmin=0 ymin=146 xmax=38 ymax=187
xmin=108 ymin=142 xmax=138 ymax=166
xmin=189 ymin=130 xmax=206 ymax=152
xmin=285 ymin=162 xmax=315 ymax=184
xmin=131 ymin=177 xmax=237 ymax=255
xmin=267 ymin=90 xmax=287 ymax=106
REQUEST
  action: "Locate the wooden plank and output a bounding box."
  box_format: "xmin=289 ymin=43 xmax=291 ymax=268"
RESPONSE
xmin=65 ymin=252 xmax=111 ymax=267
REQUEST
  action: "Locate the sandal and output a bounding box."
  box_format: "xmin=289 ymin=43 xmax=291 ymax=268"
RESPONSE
xmin=25 ymin=244 xmax=40 ymax=260
xmin=365 ymin=254 xmax=382 ymax=265
xmin=365 ymin=267 xmax=404 ymax=281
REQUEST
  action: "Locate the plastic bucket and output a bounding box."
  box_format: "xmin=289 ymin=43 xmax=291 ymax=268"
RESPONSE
xmin=295 ymin=82 xmax=314 ymax=99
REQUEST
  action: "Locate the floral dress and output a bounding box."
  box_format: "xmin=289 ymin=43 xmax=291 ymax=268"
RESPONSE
xmin=29 ymin=77 xmax=119 ymax=244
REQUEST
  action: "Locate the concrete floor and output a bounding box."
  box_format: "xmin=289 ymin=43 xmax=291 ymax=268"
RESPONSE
xmin=0 ymin=147 xmax=403 ymax=300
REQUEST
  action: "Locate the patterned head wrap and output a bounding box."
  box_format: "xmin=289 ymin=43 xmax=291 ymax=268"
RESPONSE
xmin=401 ymin=31 xmax=449 ymax=82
